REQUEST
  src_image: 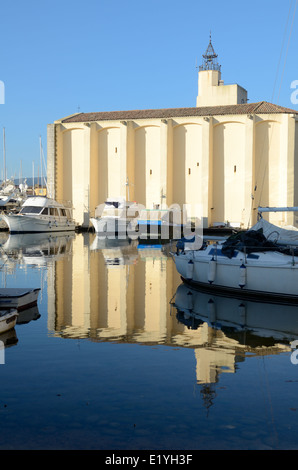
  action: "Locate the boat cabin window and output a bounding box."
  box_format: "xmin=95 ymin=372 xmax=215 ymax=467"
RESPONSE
xmin=49 ymin=207 xmax=59 ymax=216
xmin=20 ymin=206 xmax=43 ymax=214
xmin=60 ymin=208 xmax=67 ymax=217
xmin=41 ymin=208 xmax=48 ymax=215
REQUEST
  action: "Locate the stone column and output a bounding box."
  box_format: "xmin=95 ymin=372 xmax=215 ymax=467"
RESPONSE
xmin=160 ymin=119 xmax=169 ymax=209
xmin=244 ymin=114 xmax=255 ymax=228
xmin=89 ymin=122 xmax=99 ymax=217
xmin=120 ymin=120 xmax=129 ymax=199
xmin=281 ymin=113 xmax=296 ymax=226
xmin=201 ymin=117 xmax=213 ymax=228
xmin=82 ymin=123 xmax=91 ymax=227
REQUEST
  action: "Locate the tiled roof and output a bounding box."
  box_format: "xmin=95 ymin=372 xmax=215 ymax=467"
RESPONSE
xmin=61 ymin=101 xmax=298 ymax=123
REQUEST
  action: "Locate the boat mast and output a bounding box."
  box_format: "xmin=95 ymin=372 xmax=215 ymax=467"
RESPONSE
xmin=40 ymin=135 xmax=43 ymax=192
xmin=39 ymin=136 xmax=49 ymax=195
xmin=3 ymin=127 xmax=6 ymax=182
xmin=32 ymin=161 xmax=35 ymax=195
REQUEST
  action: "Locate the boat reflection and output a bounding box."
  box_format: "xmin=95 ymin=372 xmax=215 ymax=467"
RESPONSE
xmin=173 ymin=283 xmax=298 ymax=345
xmin=0 ymin=328 xmax=18 ymax=349
xmin=172 ymin=283 xmax=295 ymax=388
xmin=1 ymin=232 xmax=75 ymax=266
xmin=17 ymin=305 xmax=40 ymax=325
xmin=0 ymin=304 xmax=41 ymax=354
xmin=90 ymin=235 xmax=138 ymax=266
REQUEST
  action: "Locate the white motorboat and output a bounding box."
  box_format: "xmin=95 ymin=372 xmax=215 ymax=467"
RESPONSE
xmin=2 ymin=196 xmax=76 ymax=233
xmin=0 ymin=288 xmax=40 ymax=311
xmin=0 ymin=309 xmax=18 ymax=334
xmin=90 ymin=197 xmax=139 ymax=236
xmin=173 ymin=229 xmax=298 ymax=303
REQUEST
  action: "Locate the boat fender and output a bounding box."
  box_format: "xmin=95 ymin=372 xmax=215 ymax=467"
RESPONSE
xmin=186 ymin=290 xmax=193 ymax=312
xmin=207 ymin=298 xmax=216 ymax=324
xmin=186 ymin=259 xmax=194 ymax=280
xmin=208 ymin=257 xmax=216 ymax=284
xmin=239 ymin=263 xmax=246 ymax=289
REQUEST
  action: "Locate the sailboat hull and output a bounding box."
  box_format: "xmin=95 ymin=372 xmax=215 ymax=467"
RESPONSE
xmin=174 ymin=244 xmax=298 ymax=304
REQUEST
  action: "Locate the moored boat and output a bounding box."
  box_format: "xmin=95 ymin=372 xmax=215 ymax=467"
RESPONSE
xmin=137 ymin=207 xmax=184 ymax=240
xmin=173 ymin=228 xmax=298 ymax=303
xmin=90 ymin=197 xmax=139 ymax=236
xmin=0 ymin=309 xmax=18 ymax=334
xmin=0 ymin=288 xmax=40 ymax=311
xmin=2 ymin=196 xmax=76 ymax=233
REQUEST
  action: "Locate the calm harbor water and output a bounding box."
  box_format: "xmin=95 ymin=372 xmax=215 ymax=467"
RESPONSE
xmin=1 ymin=231 xmax=298 ymax=450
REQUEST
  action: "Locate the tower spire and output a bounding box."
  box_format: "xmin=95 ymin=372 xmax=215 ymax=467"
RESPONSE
xmin=199 ymin=33 xmax=221 ymax=72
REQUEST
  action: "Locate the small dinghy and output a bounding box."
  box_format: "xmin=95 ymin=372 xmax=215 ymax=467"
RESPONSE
xmin=0 ymin=309 xmax=18 ymax=334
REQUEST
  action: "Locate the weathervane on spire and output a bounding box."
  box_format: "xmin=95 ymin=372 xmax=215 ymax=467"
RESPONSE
xmin=199 ymin=32 xmax=221 ymax=72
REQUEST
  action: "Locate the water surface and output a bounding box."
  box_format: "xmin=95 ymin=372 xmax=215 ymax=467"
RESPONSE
xmin=0 ymin=232 xmax=298 ymax=450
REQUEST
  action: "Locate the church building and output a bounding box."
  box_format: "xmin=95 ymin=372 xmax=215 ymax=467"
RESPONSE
xmin=47 ymin=37 xmax=298 ymax=229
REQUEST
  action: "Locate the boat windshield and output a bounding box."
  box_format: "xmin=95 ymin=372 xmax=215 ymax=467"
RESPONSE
xmin=20 ymin=206 xmax=43 ymax=215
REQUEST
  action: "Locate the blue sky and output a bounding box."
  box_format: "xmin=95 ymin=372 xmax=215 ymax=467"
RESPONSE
xmin=0 ymin=0 xmax=297 ymax=178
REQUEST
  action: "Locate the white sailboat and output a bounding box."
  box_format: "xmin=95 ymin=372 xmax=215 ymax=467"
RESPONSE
xmin=172 ymin=223 xmax=298 ymax=303
xmin=254 ymin=207 xmax=298 ymax=246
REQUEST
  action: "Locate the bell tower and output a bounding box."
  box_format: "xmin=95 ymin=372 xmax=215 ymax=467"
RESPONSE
xmin=200 ymin=33 xmax=221 ymax=75
xmin=196 ymin=34 xmax=247 ymax=107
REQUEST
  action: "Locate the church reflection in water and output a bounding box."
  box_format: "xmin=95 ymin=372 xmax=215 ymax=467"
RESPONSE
xmin=45 ymin=233 xmax=297 ymax=387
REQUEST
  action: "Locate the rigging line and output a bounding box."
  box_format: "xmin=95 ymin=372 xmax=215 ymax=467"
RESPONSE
xmin=261 ymin=355 xmax=280 ymax=449
xmin=254 ymin=1 xmax=297 ymax=209
xmin=271 ymin=0 xmax=294 ymax=103
xmin=256 ymin=354 xmax=279 ymax=449
xmin=277 ymin=0 xmax=298 ymax=104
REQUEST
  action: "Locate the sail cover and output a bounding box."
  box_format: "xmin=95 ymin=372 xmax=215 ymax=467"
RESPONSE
xmin=252 ymin=218 xmax=298 ymax=245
